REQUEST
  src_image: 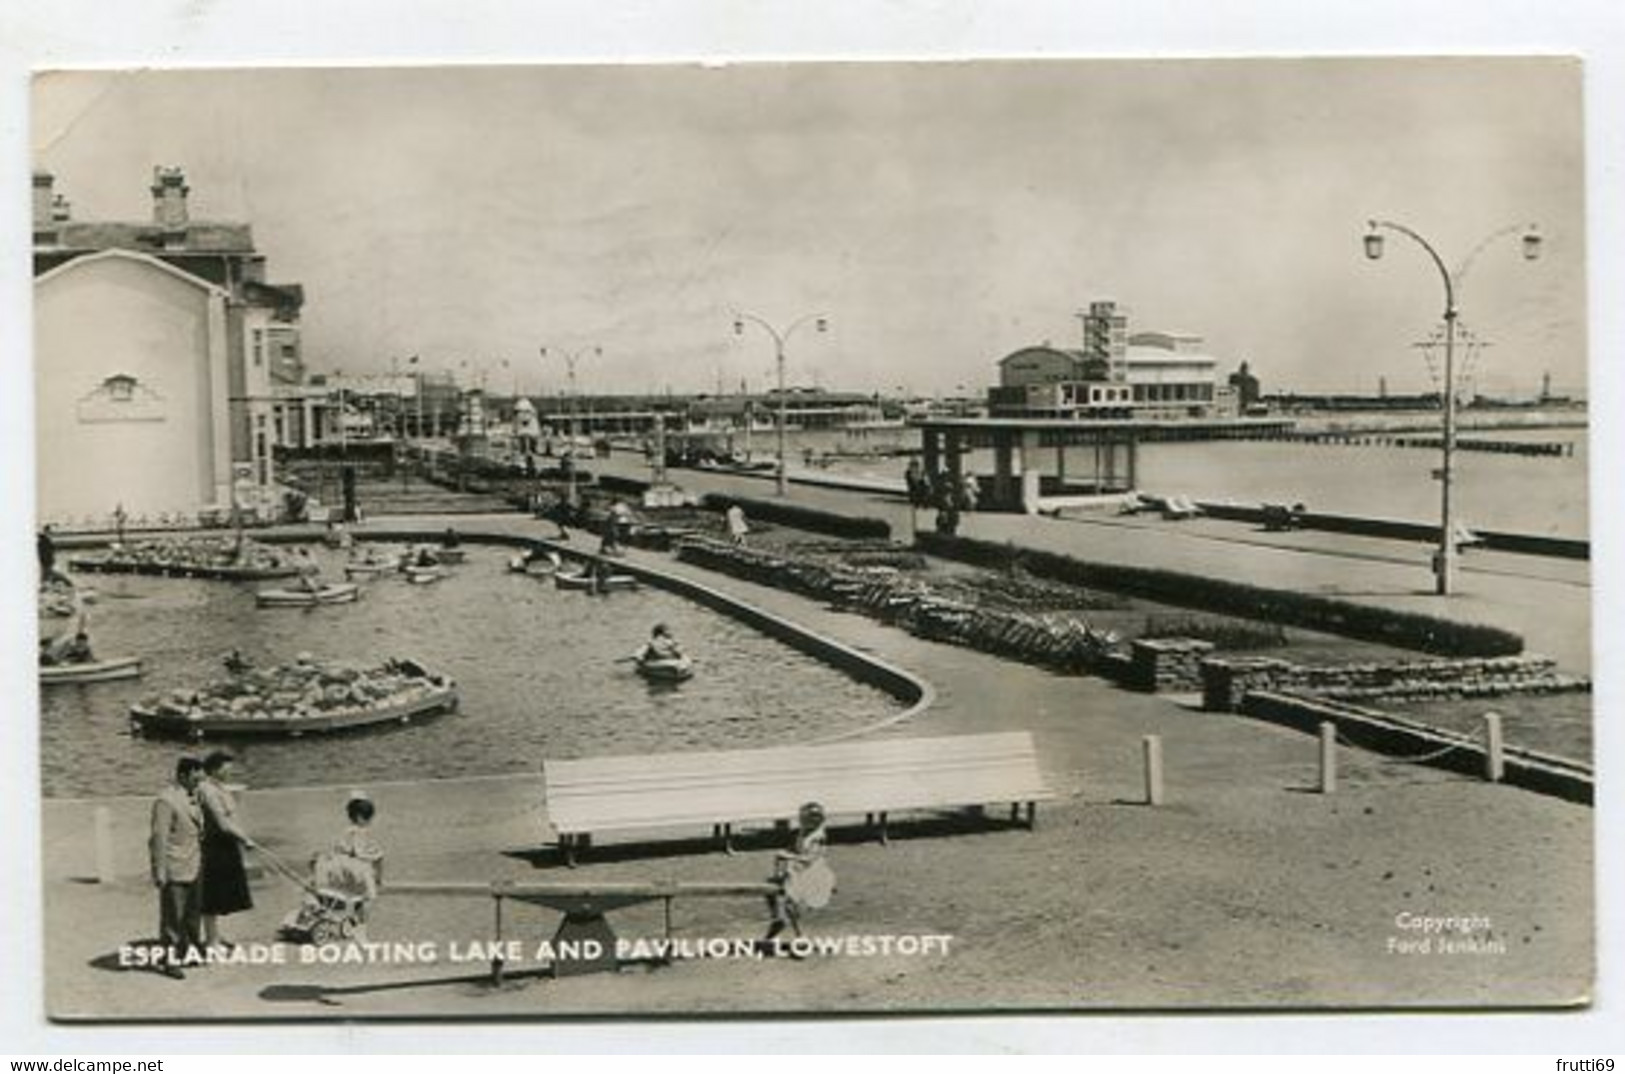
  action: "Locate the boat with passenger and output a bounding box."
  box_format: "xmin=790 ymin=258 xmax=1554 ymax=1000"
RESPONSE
xmin=635 ymin=653 xmax=694 ymax=683
xmin=129 ymin=656 xmax=458 ymax=739
xmin=41 ymin=655 xmax=143 ymax=686
xmin=556 ymin=568 xmax=640 ymax=592
xmin=255 ymin=581 xmax=361 ymax=607
xmin=343 ymin=545 xmax=403 ymax=578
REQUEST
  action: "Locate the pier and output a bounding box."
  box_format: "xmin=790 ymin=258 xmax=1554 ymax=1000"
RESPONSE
xmin=1252 ymin=430 xmax=1574 ymax=457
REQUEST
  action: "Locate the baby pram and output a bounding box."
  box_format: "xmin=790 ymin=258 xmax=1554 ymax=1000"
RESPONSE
xmin=263 ymin=846 xmax=377 ymax=945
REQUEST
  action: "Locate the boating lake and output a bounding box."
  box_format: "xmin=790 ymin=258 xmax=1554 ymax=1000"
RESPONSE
xmin=40 ymin=545 xmax=906 ymax=798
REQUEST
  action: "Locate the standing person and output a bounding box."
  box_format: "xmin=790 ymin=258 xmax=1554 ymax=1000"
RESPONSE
xmin=904 ymin=459 xmax=927 ymax=508
xmin=149 ymin=757 xmax=206 ymax=979
xmin=957 ymin=472 xmax=980 ymax=513
xmin=37 ymin=524 xmax=57 ymax=582
xmin=725 ymin=503 xmax=749 ymax=546
xmin=763 ymin=801 xmax=835 ymax=953
xmin=196 ymin=750 xmax=257 ymax=952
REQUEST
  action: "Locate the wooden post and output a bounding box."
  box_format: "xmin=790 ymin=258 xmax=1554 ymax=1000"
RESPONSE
xmin=1482 ymin=711 xmax=1505 ymax=783
xmin=1142 ymin=735 xmax=1164 ymax=806
xmin=1319 ymin=722 xmax=1337 ymax=794
xmin=93 ymin=806 xmax=115 ymax=884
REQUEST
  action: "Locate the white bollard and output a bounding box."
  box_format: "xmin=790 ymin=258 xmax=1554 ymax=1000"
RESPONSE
xmin=1143 ymin=735 xmax=1164 ymax=806
xmin=1482 ymin=711 xmax=1505 ymax=783
xmin=93 ymin=806 xmax=116 ymax=884
xmin=1319 ymin=721 xmax=1338 ymax=795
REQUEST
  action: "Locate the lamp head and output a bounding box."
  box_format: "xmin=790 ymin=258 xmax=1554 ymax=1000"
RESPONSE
xmin=1363 ymin=227 xmax=1384 ymax=261
xmin=815 ymin=317 xmax=828 ymax=333
xmin=733 ymin=318 xmax=744 ymax=335
xmin=1522 ymin=228 xmax=1542 ymax=261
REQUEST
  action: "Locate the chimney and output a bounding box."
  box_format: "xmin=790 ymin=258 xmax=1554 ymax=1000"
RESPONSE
xmin=150 ymin=165 xmax=190 ymax=229
xmin=32 ymin=171 xmax=54 ymax=231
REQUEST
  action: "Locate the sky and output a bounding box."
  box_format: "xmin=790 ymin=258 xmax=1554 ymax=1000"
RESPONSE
xmin=31 ymin=58 xmax=1586 ymax=399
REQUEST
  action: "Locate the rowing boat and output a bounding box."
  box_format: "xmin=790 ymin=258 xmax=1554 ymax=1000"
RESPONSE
xmin=635 ymin=655 xmax=694 ymax=682
xmin=129 ymin=668 xmax=459 ymax=739
xmin=40 ymin=656 xmax=143 ymax=685
xmin=555 ymin=570 xmax=639 ymax=592
xmin=255 ymin=582 xmax=361 ymax=607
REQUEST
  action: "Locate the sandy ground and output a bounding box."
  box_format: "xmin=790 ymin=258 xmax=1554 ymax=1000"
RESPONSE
xmin=40 ymin=534 xmax=1594 ymax=1020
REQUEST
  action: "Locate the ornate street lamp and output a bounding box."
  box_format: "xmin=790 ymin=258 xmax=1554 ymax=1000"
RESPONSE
xmin=1363 ymin=219 xmax=1540 ymax=595
xmin=733 ymin=312 xmax=829 ymax=496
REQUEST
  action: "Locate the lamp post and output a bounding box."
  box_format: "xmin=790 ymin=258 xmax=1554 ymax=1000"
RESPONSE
xmin=540 ymin=344 xmax=601 ymax=505
xmin=733 ymin=312 xmax=828 ymax=496
xmin=1363 ymin=219 xmax=1540 ymax=595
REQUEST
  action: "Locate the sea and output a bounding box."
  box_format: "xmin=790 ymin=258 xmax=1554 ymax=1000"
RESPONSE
xmin=776 ymin=425 xmax=1590 ymax=540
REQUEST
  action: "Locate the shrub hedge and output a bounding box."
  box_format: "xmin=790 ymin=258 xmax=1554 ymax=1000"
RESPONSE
xmin=914 ymin=531 xmax=1524 ymax=658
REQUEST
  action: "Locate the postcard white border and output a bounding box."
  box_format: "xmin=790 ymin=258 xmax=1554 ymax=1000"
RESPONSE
xmin=3 ymin=0 xmax=1621 ymax=1055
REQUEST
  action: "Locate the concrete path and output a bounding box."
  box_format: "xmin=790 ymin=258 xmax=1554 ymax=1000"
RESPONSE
xmin=593 ymin=454 xmax=1592 ymax=673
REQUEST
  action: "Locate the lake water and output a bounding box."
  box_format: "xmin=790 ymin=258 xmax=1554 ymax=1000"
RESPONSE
xmin=41 ymin=545 xmax=904 ymax=798
xmin=780 ymin=426 xmax=1590 ymax=539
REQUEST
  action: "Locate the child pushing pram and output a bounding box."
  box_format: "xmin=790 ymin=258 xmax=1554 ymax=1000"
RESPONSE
xmin=269 ymin=791 xmax=385 ymax=945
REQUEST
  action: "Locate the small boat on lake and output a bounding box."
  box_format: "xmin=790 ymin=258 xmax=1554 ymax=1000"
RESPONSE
xmin=404 ymin=566 xmax=442 ymax=585
xmin=555 ymin=569 xmax=639 ymax=593
xmin=255 ymin=582 xmax=361 ymax=607
xmin=41 ymin=656 xmax=143 ymax=686
xmin=635 ymin=654 xmax=693 ymax=683
xmin=508 ymin=550 xmax=561 ymax=575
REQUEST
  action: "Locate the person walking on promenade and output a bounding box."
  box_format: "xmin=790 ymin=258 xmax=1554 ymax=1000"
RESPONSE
xmin=197 ymin=750 xmax=257 ymax=952
xmin=149 ymin=757 xmax=206 ymax=979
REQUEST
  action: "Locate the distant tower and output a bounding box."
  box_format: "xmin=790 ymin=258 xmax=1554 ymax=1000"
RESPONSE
xmin=1228 ymin=360 xmax=1261 ymax=410
xmin=1077 ymin=300 xmax=1129 ymax=382
xmin=1379 ymin=376 xmax=1388 ymax=399
xmin=1540 ymin=371 xmax=1552 ymax=403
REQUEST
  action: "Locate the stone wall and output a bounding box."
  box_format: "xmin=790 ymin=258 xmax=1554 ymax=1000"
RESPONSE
xmin=1201 ymin=655 xmax=1588 ymax=713
xmin=1128 ymin=638 xmax=1215 ymax=693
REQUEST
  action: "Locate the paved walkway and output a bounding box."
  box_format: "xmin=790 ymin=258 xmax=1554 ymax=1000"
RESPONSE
xmin=593 ymin=454 xmax=1592 ymax=673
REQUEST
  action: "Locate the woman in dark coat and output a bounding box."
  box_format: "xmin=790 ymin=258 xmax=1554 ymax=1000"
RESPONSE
xmin=197 ymin=750 xmax=256 ymax=949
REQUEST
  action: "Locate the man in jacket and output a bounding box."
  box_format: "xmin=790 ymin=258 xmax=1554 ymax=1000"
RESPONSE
xmin=150 ymin=757 xmax=206 ymax=979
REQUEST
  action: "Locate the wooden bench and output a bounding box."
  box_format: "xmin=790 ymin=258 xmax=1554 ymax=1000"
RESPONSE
xmin=543 ymin=731 xmax=1055 ymax=865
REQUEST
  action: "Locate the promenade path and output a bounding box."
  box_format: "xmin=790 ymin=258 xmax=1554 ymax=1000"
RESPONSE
xmin=592 ymin=454 xmax=1593 ymax=673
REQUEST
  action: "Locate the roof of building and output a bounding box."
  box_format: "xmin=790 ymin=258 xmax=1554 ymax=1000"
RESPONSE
xmin=32 ymin=247 xmax=232 ymax=298
xmin=47 ymin=220 xmax=255 ymax=254
xmin=999 ymin=346 xmax=1088 ymax=365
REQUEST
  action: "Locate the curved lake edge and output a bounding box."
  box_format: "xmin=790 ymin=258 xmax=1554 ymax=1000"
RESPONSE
xmin=46 ymin=524 xmax=936 ymax=801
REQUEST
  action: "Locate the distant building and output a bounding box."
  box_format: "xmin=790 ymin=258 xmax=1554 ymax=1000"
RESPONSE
xmin=1228 ymin=360 xmax=1262 ymax=412
xmin=33 ymin=167 xmax=306 ymax=526
xmin=989 ymin=301 xmax=1223 ymax=420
